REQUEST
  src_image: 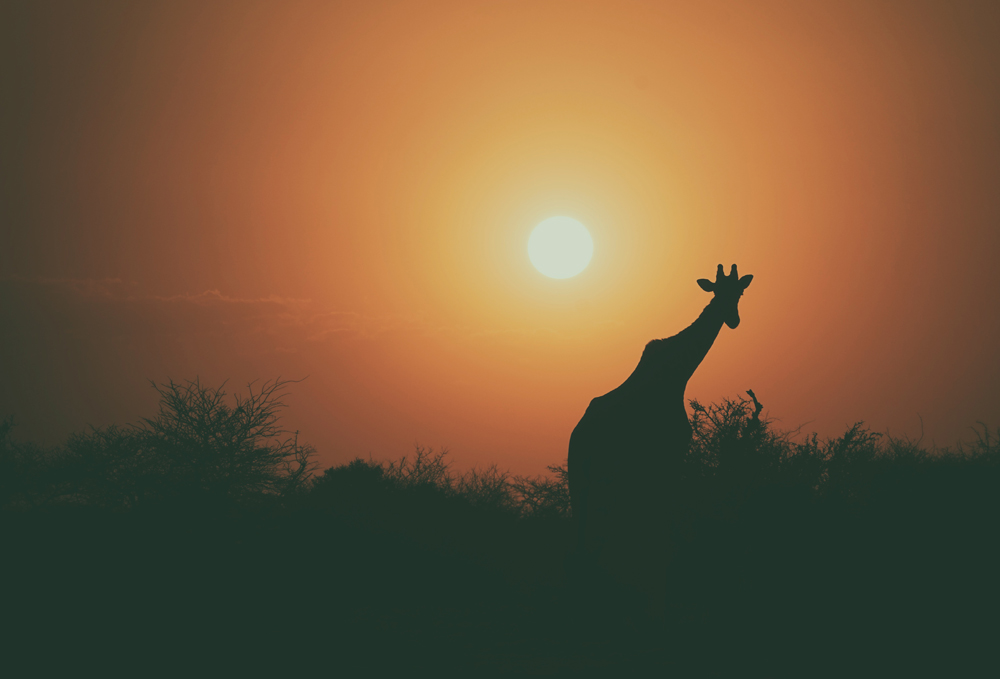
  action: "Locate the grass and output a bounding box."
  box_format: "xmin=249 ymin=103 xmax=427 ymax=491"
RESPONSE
xmin=1 ymin=381 xmax=998 ymax=674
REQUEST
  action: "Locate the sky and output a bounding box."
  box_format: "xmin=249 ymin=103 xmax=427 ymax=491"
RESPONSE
xmin=3 ymin=0 xmax=999 ymax=475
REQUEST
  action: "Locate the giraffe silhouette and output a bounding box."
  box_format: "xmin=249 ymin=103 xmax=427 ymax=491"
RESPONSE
xmin=568 ymin=263 xmax=753 ymax=602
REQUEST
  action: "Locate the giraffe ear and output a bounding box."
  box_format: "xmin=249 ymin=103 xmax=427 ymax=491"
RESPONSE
xmin=697 ymin=279 xmax=714 ymax=292
xmin=739 ymin=274 xmax=754 ymax=289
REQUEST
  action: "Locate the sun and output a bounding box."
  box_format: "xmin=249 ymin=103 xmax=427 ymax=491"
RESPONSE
xmin=527 ymin=216 xmax=594 ymax=279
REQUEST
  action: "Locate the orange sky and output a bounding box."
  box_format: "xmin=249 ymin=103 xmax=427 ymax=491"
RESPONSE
xmin=3 ymin=0 xmax=999 ymax=474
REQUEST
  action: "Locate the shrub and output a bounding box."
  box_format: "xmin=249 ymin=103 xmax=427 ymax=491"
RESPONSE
xmin=687 ymin=393 xmax=827 ymax=498
xmin=381 ymin=446 xmax=453 ymax=491
xmin=510 ymin=464 xmax=571 ymax=518
xmin=313 ymin=447 xmax=572 ymax=519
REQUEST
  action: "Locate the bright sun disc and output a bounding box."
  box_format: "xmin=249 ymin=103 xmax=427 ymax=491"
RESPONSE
xmin=528 ymin=217 xmax=594 ymax=279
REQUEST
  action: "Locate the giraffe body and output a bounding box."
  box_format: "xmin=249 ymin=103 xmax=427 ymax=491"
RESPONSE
xmin=568 ymin=265 xmax=752 ymax=599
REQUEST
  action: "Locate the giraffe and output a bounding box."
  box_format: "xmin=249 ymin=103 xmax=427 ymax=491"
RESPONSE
xmin=568 ymin=263 xmax=753 ymax=600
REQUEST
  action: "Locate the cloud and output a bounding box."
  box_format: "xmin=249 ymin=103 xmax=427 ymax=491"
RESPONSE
xmin=0 ymin=275 xmax=432 ymax=353
xmin=1 ymin=276 xmax=582 ymax=353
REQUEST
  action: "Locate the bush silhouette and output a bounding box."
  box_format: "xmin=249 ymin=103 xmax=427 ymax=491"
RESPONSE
xmin=312 ymin=445 xmax=570 ymax=521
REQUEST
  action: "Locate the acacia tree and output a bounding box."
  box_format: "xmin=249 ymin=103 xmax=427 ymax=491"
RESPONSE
xmin=137 ymin=378 xmax=317 ymax=504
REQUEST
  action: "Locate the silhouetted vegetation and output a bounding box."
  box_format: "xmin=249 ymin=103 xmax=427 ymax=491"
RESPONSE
xmin=2 ymin=383 xmax=997 ymax=673
xmin=2 ymin=379 xmax=315 ymax=511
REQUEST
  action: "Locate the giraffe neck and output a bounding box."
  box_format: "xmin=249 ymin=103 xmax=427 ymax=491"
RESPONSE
xmin=686 ymin=296 xmax=727 ymax=345
xmin=671 ymin=296 xmax=726 ymax=379
xmin=630 ymin=296 xmax=727 ymax=394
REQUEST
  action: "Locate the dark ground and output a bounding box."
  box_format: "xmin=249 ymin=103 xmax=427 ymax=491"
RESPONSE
xmin=2 ymin=385 xmax=998 ymax=675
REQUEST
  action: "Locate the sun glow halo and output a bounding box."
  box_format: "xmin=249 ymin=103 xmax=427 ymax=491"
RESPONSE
xmin=527 ymin=217 xmax=594 ymax=279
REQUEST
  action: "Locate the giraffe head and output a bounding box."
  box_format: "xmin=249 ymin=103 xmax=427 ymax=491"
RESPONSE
xmin=697 ymin=264 xmax=753 ymax=329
